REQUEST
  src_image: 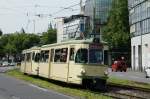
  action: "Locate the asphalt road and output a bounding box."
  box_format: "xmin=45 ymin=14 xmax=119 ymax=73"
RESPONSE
xmin=0 ymin=69 xmax=74 ymax=99
xmin=108 ymin=68 xmax=150 ymax=84
xmin=0 ymin=66 xmax=18 ymax=73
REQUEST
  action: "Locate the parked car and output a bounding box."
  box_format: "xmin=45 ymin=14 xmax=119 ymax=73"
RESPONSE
xmin=145 ymin=67 xmax=150 ymax=78
xmin=112 ymin=60 xmax=127 ymax=72
xmin=2 ymin=61 xmax=9 ymax=67
xmin=0 ymin=61 xmax=2 ymax=66
xmin=9 ymin=62 xmax=16 ymax=66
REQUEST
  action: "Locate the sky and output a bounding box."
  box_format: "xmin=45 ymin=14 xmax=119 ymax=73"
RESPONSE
xmin=0 ymin=0 xmax=85 ymax=34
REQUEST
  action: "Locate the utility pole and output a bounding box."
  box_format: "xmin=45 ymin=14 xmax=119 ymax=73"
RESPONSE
xmin=80 ymin=0 xmax=84 ymax=15
xmin=33 ymin=4 xmax=39 ymax=33
xmin=33 ymin=19 xmax=36 ymax=33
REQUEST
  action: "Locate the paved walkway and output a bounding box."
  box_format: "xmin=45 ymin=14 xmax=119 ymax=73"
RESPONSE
xmin=0 ymin=74 xmax=74 ymax=99
xmin=108 ymin=68 xmax=150 ymax=84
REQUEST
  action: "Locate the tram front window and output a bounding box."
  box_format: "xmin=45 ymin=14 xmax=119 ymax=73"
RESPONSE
xmin=75 ymin=49 xmax=88 ymax=63
xmin=89 ymin=49 xmax=103 ymax=64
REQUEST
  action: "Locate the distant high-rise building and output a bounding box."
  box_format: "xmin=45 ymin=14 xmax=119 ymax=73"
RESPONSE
xmin=128 ymin=0 xmax=150 ymax=71
xmin=84 ymin=0 xmax=112 ymax=38
xmin=56 ymin=0 xmax=112 ymax=43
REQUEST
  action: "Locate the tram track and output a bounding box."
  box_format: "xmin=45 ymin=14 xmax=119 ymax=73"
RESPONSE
xmin=103 ymin=92 xmax=147 ymax=99
xmin=102 ymin=83 xmax=150 ymax=99
xmin=5 ymin=69 xmax=150 ymax=99
xmin=108 ymin=83 xmax=150 ymax=93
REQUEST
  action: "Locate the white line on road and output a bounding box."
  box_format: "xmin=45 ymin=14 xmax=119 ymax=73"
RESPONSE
xmin=29 ymin=84 xmax=48 ymax=92
xmin=12 ymin=96 xmax=20 ymax=99
xmin=28 ymin=84 xmax=75 ymax=99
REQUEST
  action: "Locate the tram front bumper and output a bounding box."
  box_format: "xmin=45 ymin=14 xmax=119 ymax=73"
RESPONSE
xmin=79 ymin=75 xmax=108 ymax=90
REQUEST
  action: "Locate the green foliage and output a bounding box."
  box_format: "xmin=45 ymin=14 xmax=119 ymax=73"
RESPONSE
xmin=0 ymin=28 xmax=56 ymax=58
xmin=40 ymin=29 xmax=56 ymax=45
xmin=4 ymin=43 xmax=16 ymax=54
xmin=7 ymin=69 xmax=110 ymax=99
xmin=0 ymin=29 xmax=3 ymax=36
xmin=1 ymin=33 xmax=40 ymax=54
xmin=102 ymin=0 xmax=130 ymax=51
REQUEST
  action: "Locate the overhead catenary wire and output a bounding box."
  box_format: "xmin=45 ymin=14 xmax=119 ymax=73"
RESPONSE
xmin=0 ymin=0 xmax=84 ymax=17
xmin=0 ymin=0 xmax=85 ymax=33
xmin=51 ymin=3 xmax=80 ymax=16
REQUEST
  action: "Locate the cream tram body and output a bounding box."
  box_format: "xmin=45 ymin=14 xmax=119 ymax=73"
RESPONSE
xmin=21 ymin=40 xmax=109 ymax=89
xmin=21 ymin=47 xmax=40 ymax=75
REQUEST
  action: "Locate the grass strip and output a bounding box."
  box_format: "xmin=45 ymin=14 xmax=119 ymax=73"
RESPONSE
xmin=107 ymin=77 xmax=150 ymax=90
xmin=6 ymin=69 xmax=112 ymax=99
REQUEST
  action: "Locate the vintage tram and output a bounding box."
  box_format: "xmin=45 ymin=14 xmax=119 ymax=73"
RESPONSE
xmin=21 ymin=39 xmax=109 ymax=89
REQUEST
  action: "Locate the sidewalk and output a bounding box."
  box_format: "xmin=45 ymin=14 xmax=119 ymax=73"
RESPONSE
xmin=108 ymin=68 xmax=150 ymax=84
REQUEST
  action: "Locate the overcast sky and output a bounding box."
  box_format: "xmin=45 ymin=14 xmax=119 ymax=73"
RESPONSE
xmin=0 ymin=0 xmax=85 ymax=33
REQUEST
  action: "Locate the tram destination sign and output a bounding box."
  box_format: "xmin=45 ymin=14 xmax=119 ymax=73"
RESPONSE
xmin=89 ymin=44 xmax=103 ymax=49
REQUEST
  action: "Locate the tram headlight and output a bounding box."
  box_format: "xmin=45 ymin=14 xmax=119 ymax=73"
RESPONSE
xmin=81 ymin=69 xmax=86 ymax=75
xmin=104 ymin=69 xmax=109 ymax=76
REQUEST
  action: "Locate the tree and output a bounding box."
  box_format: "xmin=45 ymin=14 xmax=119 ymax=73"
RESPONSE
xmin=48 ymin=22 xmax=53 ymax=29
xmin=0 ymin=32 xmax=41 ymax=60
xmin=40 ymin=28 xmax=56 ymax=45
xmin=0 ymin=28 xmax=56 ymax=60
xmin=0 ymin=29 xmax=3 ymax=36
xmin=102 ymin=0 xmax=130 ymax=51
xmin=4 ymin=43 xmax=16 ymax=61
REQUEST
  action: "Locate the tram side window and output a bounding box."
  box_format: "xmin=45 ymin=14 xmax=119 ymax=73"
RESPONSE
xmin=75 ymin=49 xmax=88 ymax=63
xmin=26 ymin=53 xmax=31 ymax=62
xmin=32 ymin=52 xmax=35 ymax=60
xmin=54 ymin=48 xmax=68 ymax=63
xmin=34 ymin=53 xmax=40 ymax=62
xmin=40 ymin=51 xmax=49 ymax=63
xmin=21 ymin=54 xmax=25 ymax=62
xmin=70 ymin=48 xmax=75 ymax=61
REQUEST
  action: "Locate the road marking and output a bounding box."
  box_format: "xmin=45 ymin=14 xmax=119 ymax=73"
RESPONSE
xmin=11 ymin=96 xmax=20 ymax=99
xmin=29 ymin=84 xmax=48 ymax=92
xmin=28 ymin=84 xmax=74 ymax=99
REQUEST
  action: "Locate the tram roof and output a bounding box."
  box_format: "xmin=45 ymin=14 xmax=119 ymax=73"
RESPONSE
xmin=22 ymin=46 xmax=40 ymax=53
xmin=41 ymin=39 xmax=107 ymax=48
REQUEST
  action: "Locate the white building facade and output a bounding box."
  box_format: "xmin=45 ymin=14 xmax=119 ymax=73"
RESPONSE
xmin=56 ymin=18 xmax=64 ymax=43
xmin=56 ymin=15 xmax=87 ymax=43
xmin=128 ymin=0 xmax=150 ymax=71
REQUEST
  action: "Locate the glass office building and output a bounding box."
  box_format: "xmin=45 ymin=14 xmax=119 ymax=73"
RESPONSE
xmin=128 ymin=0 xmax=150 ymax=71
xmin=85 ymin=0 xmax=112 ymax=37
xmin=129 ymin=0 xmax=150 ymax=37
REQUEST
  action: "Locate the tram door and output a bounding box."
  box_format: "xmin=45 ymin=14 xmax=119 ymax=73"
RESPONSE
xmin=20 ymin=54 xmax=26 ymax=72
xmin=67 ymin=47 xmax=83 ymax=84
xmin=25 ymin=53 xmax=32 ymax=73
xmin=51 ymin=48 xmax=69 ymax=82
xmin=31 ymin=52 xmax=40 ymax=75
xmin=38 ymin=50 xmax=50 ymax=78
xmin=49 ymin=49 xmax=54 ymax=78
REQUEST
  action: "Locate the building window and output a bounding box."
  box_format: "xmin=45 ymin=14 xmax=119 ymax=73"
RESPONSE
xmin=130 ymin=24 xmax=135 ymax=33
xmin=132 ymin=46 xmax=136 ymax=70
